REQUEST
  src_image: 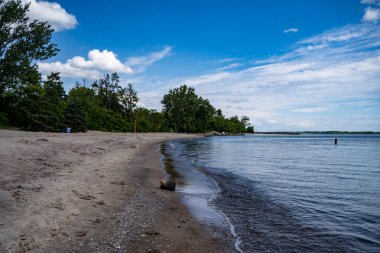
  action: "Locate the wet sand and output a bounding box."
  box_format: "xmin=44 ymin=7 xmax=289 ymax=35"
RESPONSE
xmin=0 ymin=130 xmax=235 ymax=252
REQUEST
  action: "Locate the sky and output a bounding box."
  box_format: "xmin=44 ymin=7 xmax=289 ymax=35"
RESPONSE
xmin=23 ymin=0 xmax=380 ymax=131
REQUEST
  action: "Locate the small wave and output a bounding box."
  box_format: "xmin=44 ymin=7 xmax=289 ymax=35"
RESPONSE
xmin=206 ymin=174 xmax=243 ymax=253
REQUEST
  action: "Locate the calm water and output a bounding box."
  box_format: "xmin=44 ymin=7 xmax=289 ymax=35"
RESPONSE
xmin=161 ymin=134 xmax=380 ymax=253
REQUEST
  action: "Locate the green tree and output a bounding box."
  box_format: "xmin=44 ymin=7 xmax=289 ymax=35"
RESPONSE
xmin=42 ymin=72 xmax=66 ymax=130
xmin=121 ymin=83 xmax=139 ymax=120
xmin=68 ymin=78 xmax=134 ymax=132
xmin=92 ymin=73 xmax=123 ymax=112
xmin=222 ymin=116 xmax=245 ymax=133
xmin=149 ymin=109 xmax=167 ymax=132
xmin=15 ymin=73 xmax=67 ymax=132
xmin=210 ymin=109 xmax=226 ymax=132
xmin=68 ymin=84 xmax=98 ymax=129
xmin=0 ymin=0 xmax=58 ymax=125
xmin=18 ymin=82 xmax=46 ymax=130
xmin=161 ymin=85 xmax=215 ymax=132
xmin=246 ymin=125 xmax=254 ymax=133
xmin=240 ymin=116 xmax=250 ymax=128
xmin=134 ymin=107 xmax=153 ymax=132
xmin=195 ymin=97 xmax=215 ymax=132
xmin=161 ymin=85 xmax=201 ymax=132
xmin=133 ymin=108 xmax=166 ymax=132
xmin=64 ymin=99 xmax=87 ymax=132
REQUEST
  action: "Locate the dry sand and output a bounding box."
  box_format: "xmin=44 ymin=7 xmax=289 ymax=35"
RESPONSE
xmin=0 ymin=130 xmax=235 ymax=252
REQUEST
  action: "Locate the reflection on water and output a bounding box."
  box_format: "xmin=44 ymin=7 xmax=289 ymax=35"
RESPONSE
xmin=160 ymin=143 xmax=183 ymax=183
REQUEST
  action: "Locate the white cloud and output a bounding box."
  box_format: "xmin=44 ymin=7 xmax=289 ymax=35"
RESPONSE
xmin=283 ymin=28 xmax=298 ymax=33
xmin=125 ymin=46 xmax=172 ymax=73
xmin=361 ymin=0 xmax=380 ymax=6
xmin=228 ymin=98 xmax=249 ymax=104
xmin=38 ymin=47 xmax=172 ymax=78
xmin=292 ymin=107 xmax=331 ymax=113
xmin=217 ymin=58 xmax=243 ymax=63
xmin=70 ymin=50 xmax=133 ymax=73
xmin=39 ymin=49 xmax=132 ymax=78
xmin=300 ymin=26 xmax=365 ymax=44
xmin=218 ymin=63 xmax=243 ymax=71
xmin=362 ymin=7 xmax=380 ymax=23
xmin=181 ymin=72 xmax=232 ymax=86
xmin=38 ymin=61 xmax=100 ymax=79
xmin=22 ymin=0 xmax=77 ymax=31
xmin=295 ymin=44 xmax=328 ymax=54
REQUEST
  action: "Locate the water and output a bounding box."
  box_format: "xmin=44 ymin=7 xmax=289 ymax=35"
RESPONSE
xmin=161 ymin=134 xmax=380 ymax=253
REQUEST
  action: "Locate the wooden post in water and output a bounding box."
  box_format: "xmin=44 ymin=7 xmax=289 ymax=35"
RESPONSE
xmin=335 ymin=138 xmax=337 ymax=145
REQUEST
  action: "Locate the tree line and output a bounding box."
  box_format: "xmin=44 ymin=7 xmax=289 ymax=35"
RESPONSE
xmin=0 ymin=0 xmax=253 ymax=133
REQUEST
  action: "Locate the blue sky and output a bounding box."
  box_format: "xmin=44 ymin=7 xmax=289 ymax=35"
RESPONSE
xmin=24 ymin=0 xmax=380 ymax=131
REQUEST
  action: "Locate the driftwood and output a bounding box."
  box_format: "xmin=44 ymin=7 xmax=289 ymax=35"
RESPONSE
xmin=160 ymin=179 xmax=176 ymax=191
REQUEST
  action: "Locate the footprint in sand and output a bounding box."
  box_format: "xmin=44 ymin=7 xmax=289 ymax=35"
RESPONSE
xmin=109 ymin=181 xmax=125 ymax=186
xmin=18 ymin=235 xmax=39 ymax=251
xmin=72 ymin=190 xmax=96 ymax=200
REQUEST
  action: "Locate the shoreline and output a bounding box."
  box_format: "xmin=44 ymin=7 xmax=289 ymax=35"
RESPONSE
xmin=0 ymin=130 xmax=233 ymax=252
xmin=160 ymin=140 xmax=237 ymax=252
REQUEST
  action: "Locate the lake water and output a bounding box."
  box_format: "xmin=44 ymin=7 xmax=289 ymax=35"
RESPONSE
xmin=161 ymin=134 xmax=380 ymax=253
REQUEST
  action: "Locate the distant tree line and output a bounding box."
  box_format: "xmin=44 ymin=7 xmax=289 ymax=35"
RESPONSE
xmin=0 ymin=0 xmax=253 ymax=133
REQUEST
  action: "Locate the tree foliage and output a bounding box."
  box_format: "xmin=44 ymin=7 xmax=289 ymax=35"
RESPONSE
xmin=64 ymin=99 xmax=87 ymax=133
xmin=162 ymin=85 xmax=248 ymax=133
xmin=121 ymin=83 xmax=139 ymax=120
xmin=0 ymin=0 xmax=58 ymax=127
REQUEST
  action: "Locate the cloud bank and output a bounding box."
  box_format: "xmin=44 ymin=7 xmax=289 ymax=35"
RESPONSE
xmin=22 ymin=0 xmax=77 ymax=31
xmin=139 ymin=24 xmax=380 ymax=131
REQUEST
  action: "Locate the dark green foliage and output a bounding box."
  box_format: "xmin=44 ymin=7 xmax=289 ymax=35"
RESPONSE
xmin=2 ymin=72 xmax=252 ymax=133
xmin=134 ymin=108 xmax=167 ymax=132
xmin=162 ymin=85 xmax=196 ymax=132
xmin=121 ymin=83 xmax=139 ymax=120
xmin=15 ymin=73 xmax=66 ymax=131
xmin=161 ymin=85 xmax=216 ymax=132
xmin=67 ymin=84 xmax=98 ymax=129
xmin=0 ymin=0 xmax=58 ymax=111
xmin=65 ymin=75 xmax=135 ymax=132
xmin=240 ymin=116 xmax=250 ymax=128
xmin=91 ymin=73 xmax=123 ymax=113
xmin=162 ymin=85 xmax=249 ymax=133
xmin=0 ymin=0 xmax=59 ymax=130
xmin=42 ymin=73 xmax=66 ymax=130
xmin=195 ymin=97 xmax=216 ymax=132
xmin=149 ymin=110 xmax=167 ymax=132
xmin=17 ymin=83 xmax=61 ymax=131
xmin=225 ymin=116 xmax=245 ymax=133
xmin=0 ymin=111 xmax=7 ymax=127
xmin=64 ymin=99 xmax=87 ymax=132
xmin=246 ymin=126 xmax=254 ymax=133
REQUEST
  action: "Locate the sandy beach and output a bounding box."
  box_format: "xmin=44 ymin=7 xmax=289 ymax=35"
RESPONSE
xmin=0 ymin=130 xmax=234 ymax=252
